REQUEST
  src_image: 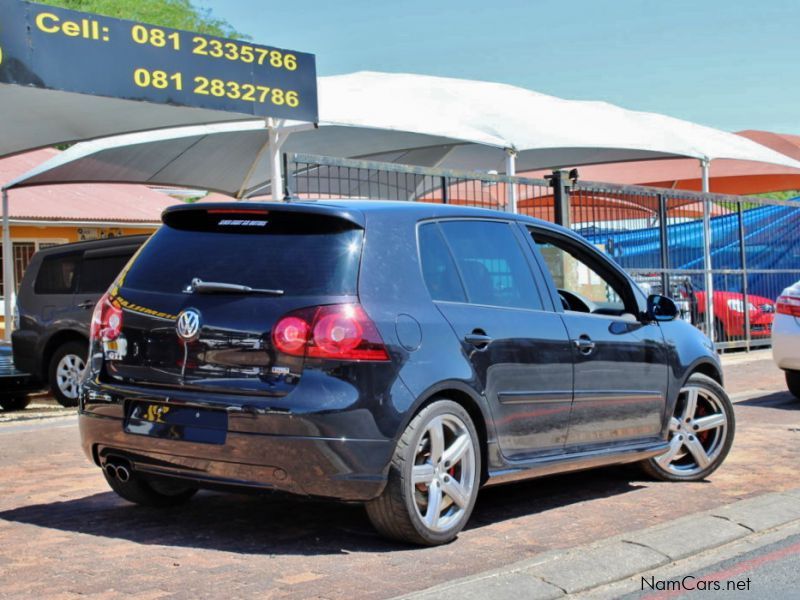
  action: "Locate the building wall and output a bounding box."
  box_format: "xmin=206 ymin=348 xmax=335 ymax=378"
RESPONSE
xmin=10 ymin=224 xmax=152 ymax=243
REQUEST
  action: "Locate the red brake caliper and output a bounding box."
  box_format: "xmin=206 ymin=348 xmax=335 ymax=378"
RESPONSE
xmin=695 ymin=404 xmax=710 ymax=444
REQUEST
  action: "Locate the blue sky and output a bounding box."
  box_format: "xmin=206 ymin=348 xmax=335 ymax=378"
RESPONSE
xmin=197 ymin=0 xmax=798 ymax=134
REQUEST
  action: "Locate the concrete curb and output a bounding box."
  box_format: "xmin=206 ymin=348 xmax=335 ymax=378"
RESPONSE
xmin=718 ymin=349 xmax=772 ymax=365
xmin=400 ymin=488 xmax=800 ymax=600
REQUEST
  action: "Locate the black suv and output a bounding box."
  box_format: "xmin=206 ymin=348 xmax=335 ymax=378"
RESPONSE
xmin=80 ymin=202 xmax=734 ymax=546
xmin=12 ymin=235 xmax=148 ymax=406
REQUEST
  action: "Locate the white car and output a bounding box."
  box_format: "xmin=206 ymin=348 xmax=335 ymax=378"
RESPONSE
xmin=773 ymin=280 xmax=800 ymax=399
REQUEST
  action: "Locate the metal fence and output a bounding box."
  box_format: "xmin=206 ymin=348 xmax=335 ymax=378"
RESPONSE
xmin=287 ymin=153 xmax=800 ymax=350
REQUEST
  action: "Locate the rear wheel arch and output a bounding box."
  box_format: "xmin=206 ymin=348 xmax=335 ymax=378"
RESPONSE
xmin=405 ymin=383 xmax=491 ymax=484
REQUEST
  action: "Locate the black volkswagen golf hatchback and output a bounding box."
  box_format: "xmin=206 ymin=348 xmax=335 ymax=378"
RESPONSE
xmin=80 ymin=201 xmax=734 ymax=545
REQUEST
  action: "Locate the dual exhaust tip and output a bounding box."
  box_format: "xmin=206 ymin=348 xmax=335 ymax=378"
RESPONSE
xmin=104 ymin=459 xmax=131 ymax=483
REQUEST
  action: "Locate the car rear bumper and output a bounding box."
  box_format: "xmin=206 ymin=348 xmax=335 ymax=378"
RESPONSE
xmin=78 ymin=379 xmax=397 ymax=502
xmin=1 ymin=342 xmax=44 ymax=396
xmin=773 ymin=314 xmax=800 ymax=372
xmin=10 ymin=330 xmax=42 ymax=379
xmin=0 ymin=373 xmax=44 ymax=397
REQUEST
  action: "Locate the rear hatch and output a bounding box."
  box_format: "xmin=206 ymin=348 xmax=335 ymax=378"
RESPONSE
xmin=100 ymin=204 xmax=364 ymax=397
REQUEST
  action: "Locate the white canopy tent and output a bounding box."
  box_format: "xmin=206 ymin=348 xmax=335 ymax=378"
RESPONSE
xmin=320 ymin=72 xmax=800 ymax=172
xmin=9 ymin=72 xmax=800 ymax=198
xmin=6 ymin=71 xmax=800 ymax=339
xmin=0 ymin=85 xmax=259 ymax=159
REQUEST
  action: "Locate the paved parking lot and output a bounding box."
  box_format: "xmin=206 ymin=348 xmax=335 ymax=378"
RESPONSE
xmin=0 ymin=352 xmax=796 ymax=599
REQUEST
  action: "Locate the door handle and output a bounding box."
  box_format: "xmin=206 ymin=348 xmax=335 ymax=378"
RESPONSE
xmin=77 ymin=300 xmax=96 ymax=309
xmin=574 ymin=335 xmax=596 ymax=355
xmin=464 ymin=331 xmax=493 ymax=349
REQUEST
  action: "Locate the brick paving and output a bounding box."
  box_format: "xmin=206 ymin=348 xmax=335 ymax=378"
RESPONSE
xmin=0 ymin=354 xmax=796 ymax=599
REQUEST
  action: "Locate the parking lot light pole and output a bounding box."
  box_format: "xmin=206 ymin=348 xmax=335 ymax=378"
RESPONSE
xmin=700 ymin=158 xmax=716 ymax=344
xmin=550 ymin=169 xmax=571 ymax=228
xmin=2 ymin=188 xmax=13 ymax=342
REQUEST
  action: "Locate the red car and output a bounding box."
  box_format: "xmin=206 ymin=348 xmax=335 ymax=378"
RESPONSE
xmin=695 ymin=291 xmax=775 ymax=341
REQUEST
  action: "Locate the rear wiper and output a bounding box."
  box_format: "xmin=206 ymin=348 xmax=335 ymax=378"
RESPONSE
xmin=185 ymin=278 xmax=284 ymax=296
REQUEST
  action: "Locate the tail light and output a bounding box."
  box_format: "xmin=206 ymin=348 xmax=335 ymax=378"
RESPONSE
xmin=776 ymin=295 xmax=800 ymax=317
xmin=272 ymin=304 xmax=389 ymax=361
xmin=90 ymin=292 xmax=123 ymax=341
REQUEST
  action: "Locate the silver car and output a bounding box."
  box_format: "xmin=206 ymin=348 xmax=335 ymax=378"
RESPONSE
xmin=772 ymin=280 xmax=800 ymax=399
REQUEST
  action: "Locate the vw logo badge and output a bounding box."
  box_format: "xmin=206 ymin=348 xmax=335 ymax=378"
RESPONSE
xmin=176 ymin=309 xmax=201 ymax=342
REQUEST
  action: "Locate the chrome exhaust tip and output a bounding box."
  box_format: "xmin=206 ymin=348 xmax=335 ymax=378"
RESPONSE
xmin=116 ymin=465 xmax=130 ymax=483
xmin=104 ymin=464 xmax=118 ymax=479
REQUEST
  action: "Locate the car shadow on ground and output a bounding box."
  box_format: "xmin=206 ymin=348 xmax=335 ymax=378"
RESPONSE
xmin=738 ymin=391 xmax=798 ymax=410
xmin=0 ymin=465 xmax=644 ymax=555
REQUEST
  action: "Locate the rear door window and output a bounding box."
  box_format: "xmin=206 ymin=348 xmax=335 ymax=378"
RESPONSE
xmin=438 ymin=220 xmax=543 ymax=310
xmin=34 ymin=253 xmax=80 ymax=294
xmin=418 ymin=223 xmax=467 ymax=302
xmin=123 ymin=211 xmax=363 ymax=296
xmin=78 ymin=251 xmax=137 ymax=294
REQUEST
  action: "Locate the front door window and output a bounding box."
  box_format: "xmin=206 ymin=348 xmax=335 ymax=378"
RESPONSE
xmin=534 ymin=237 xmax=632 ymax=316
xmin=530 ymin=228 xmax=668 ymax=446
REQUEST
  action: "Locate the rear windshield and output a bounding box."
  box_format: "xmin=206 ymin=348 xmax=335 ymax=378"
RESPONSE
xmin=122 ymin=211 xmax=363 ymax=296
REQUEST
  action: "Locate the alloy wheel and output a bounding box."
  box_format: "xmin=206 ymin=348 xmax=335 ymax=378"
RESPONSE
xmin=411 ymin=414 xmax=477 ymax=533
xmin=656 ymin=384 xmax=728 ymax=476
xmin=55 ymin=353 xmax=86 ymax=401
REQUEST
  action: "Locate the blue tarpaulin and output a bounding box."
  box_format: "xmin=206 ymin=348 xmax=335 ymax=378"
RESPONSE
xmin=578 ymin=200 xmax=800 ymax=300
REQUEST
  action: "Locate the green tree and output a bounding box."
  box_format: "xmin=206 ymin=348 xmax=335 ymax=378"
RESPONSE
xmin=37 ymin=0 xmax=247 ymax=39
xmin=756 ymin=190 xmax=800 ymax=201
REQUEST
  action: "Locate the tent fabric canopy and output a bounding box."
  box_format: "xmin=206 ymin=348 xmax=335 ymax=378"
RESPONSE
xmin=520 ymin=130 xmax=800 ymax=194
xmin=0 ymin=85 xmax=255 ymax=159
xmin=320 ymin=72 xmax=800 ymax=171
xmin=739 ymin=130 xmax=800 ymax=161
xmin=0 ymin=148 xmax=172 ymax=222
xmin=7 ymin=71 xmax=800 ymax=196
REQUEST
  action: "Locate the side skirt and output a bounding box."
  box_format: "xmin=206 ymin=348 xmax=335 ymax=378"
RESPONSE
xmin=484 ymin=439 xmax=669 ymax=487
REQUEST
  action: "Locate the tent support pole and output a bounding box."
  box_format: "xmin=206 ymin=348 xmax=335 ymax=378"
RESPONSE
xmin=2 ymin=188 xmax=13 ymax=341
xmin=700 ymin=158 xmax=715 ymax=345
xmin=268 ymin=119 xmax=288 ymax=202
xmin=505 ymin=149 xmax=518 ymax=213
xmin=236 ymin=119 xmax=289 ymax=200
xmin=236 ymin=140 xmax=272 ymax=200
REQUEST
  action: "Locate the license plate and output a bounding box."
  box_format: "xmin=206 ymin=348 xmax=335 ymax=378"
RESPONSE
xmin=124 ymin=400 xmax=227 ymax=444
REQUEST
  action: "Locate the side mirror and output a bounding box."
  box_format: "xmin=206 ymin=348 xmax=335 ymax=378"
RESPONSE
xmin=647 ymin=294 xmax=679 ymax=322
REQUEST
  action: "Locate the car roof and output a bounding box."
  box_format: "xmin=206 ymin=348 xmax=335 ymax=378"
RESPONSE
xmin=31 ymin=234 xmax=150 ymax=257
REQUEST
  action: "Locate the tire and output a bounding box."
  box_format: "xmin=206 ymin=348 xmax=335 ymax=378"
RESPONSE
xmin=0 ymin=395 xmax=32 ymax=411
xmin=786 ymin=370 xmax=800 ymax=400
xmin=641 ymin=373 xmax=735 ymax=481
xmin=48 ymin=340 xmax=88 ymax=407
xmin=366 ymin=399 xmax=481 ymax=546
xmin=104 ymin=468 xmax=197 ymax=508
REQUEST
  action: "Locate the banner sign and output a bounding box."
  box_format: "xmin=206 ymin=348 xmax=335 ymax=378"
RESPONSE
xmin=0 ymin=0 xmax=318 ymax=122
